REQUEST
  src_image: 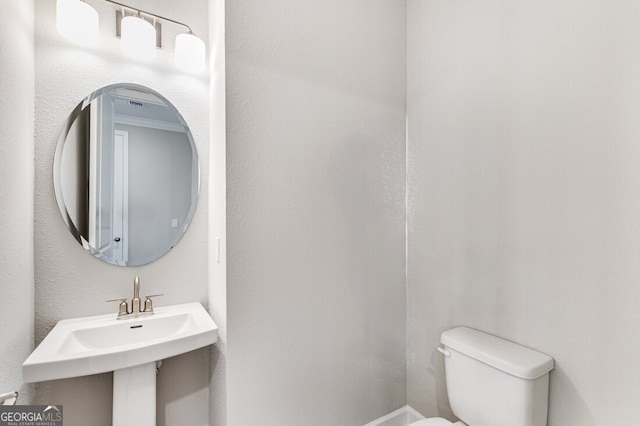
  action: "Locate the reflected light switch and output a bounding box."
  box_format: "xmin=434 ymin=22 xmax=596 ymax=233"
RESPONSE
xmin=171 ymin=219 xmax=178 ymax=228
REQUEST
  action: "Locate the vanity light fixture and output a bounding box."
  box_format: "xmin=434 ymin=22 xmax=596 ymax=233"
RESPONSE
xmin=55 ymin=0 xmax=207 ymax=73
xmin=56 ymin=0 xmax=99 ymax=45
xmin=175 ymin=32 xmax=206 ymax=73
xmin=120 ymin=13 xmax=156 ymax=60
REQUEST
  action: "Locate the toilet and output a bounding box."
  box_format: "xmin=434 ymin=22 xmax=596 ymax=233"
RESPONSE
xmin=410 ymin=326 xmax=554 ymax=426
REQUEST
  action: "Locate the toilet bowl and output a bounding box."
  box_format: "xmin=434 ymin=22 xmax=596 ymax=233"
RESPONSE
xmin=410 ymin=418 xmax=466 ymax=426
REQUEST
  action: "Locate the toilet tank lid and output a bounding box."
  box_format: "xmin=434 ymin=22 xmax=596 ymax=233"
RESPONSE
xmin=441 ymin=327 xmax=554 ymax=380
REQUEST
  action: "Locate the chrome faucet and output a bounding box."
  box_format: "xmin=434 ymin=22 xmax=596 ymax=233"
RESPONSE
xmin=107 ymin=276 xmax=163 ymax=319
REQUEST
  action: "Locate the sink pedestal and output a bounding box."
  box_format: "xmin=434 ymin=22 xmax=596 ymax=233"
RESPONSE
xmin=113 ymin=362 xmax=158 ymax=426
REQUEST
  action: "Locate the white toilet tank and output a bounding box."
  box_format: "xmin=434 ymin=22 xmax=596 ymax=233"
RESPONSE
xmin=441 ymin=327 xmax=554 ymax=426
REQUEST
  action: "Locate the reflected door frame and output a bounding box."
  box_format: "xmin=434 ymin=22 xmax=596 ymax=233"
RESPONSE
xmin=112 ymin=129 xmax=129 ymax=265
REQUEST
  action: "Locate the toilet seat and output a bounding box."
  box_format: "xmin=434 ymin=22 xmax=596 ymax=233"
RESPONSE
xmin=409 ymin=418 xmax=467 ymax=426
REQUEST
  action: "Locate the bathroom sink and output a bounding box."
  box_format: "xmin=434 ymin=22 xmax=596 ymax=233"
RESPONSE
xmin=22 ymin=302 xmax=218 ymax=383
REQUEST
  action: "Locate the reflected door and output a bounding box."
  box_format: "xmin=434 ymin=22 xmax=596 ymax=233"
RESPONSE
xmin=111 ymin=130 xmax=129 ymax=265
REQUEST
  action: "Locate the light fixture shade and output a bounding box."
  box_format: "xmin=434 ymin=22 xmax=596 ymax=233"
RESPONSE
xmin=121 ymin=15 xmax=156 ymax=60
xmin=56 ymin=0 xmax=99 ymax=45
xmin=175 ymin=33 xmax=206 ymax=73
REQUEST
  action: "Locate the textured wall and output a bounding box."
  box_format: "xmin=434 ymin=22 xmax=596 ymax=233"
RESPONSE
xmin=407 ymin=0 xmax=640 ymax=424
xmin=225 ymin=0 xmax=407 ymax=424
xmin=0 ymin=0 xmax=34 ymax=404
xmin=33 ymin=0 xmax=210 ymax=424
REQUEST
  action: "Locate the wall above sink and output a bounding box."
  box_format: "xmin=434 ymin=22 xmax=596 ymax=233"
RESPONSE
xmin=33 ymin=0 xmax=211 ymax=423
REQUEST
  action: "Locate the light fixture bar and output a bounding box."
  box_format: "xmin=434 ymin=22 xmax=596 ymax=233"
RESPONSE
xmin=103 ymin=0 xmax=193 ymax=34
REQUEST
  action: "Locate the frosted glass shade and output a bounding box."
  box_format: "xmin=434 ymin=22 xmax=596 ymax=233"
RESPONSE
xmin=175 ymin=33 xmax=206 ymax=73
xmin=121 ymin=16 xmax=156 ymax=60
xmin=56 ymin=0 xmax=99 ymax=45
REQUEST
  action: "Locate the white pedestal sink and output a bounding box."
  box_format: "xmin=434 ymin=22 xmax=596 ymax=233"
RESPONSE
xmin=23 ymin=303 xmax=218 ymax=425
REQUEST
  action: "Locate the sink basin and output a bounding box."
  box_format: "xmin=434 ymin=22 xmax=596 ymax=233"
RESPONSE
xmin=23 ymin=302 xmax=218 ymax=383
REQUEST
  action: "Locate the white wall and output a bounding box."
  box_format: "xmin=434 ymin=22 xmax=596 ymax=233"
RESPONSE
xmin=225 ymin=0 xmax=407 ymax=424
xmin=407 ymin=0 xmax=640 ymax=424
xmin=0 ymin=0 xmax=34 ymax=404
xmin=208 ymin=0 xmax=227 ymax=424
xmin=33 ymin=1 xmax=210 ymax=424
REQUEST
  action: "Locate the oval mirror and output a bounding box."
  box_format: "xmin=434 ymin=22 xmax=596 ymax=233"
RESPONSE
xmin=54 ymin=83 xmax=199 ymax=266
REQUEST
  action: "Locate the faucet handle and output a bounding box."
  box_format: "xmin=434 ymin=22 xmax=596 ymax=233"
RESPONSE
xmin=143 ymin=294 xmax=164 ymax=313
xmin=107 ymin=298 xmax=129 ymax=316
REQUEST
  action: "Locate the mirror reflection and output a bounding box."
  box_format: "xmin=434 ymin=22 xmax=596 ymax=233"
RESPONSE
xmin=54 ymin=83 xmax=199 ymax=266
